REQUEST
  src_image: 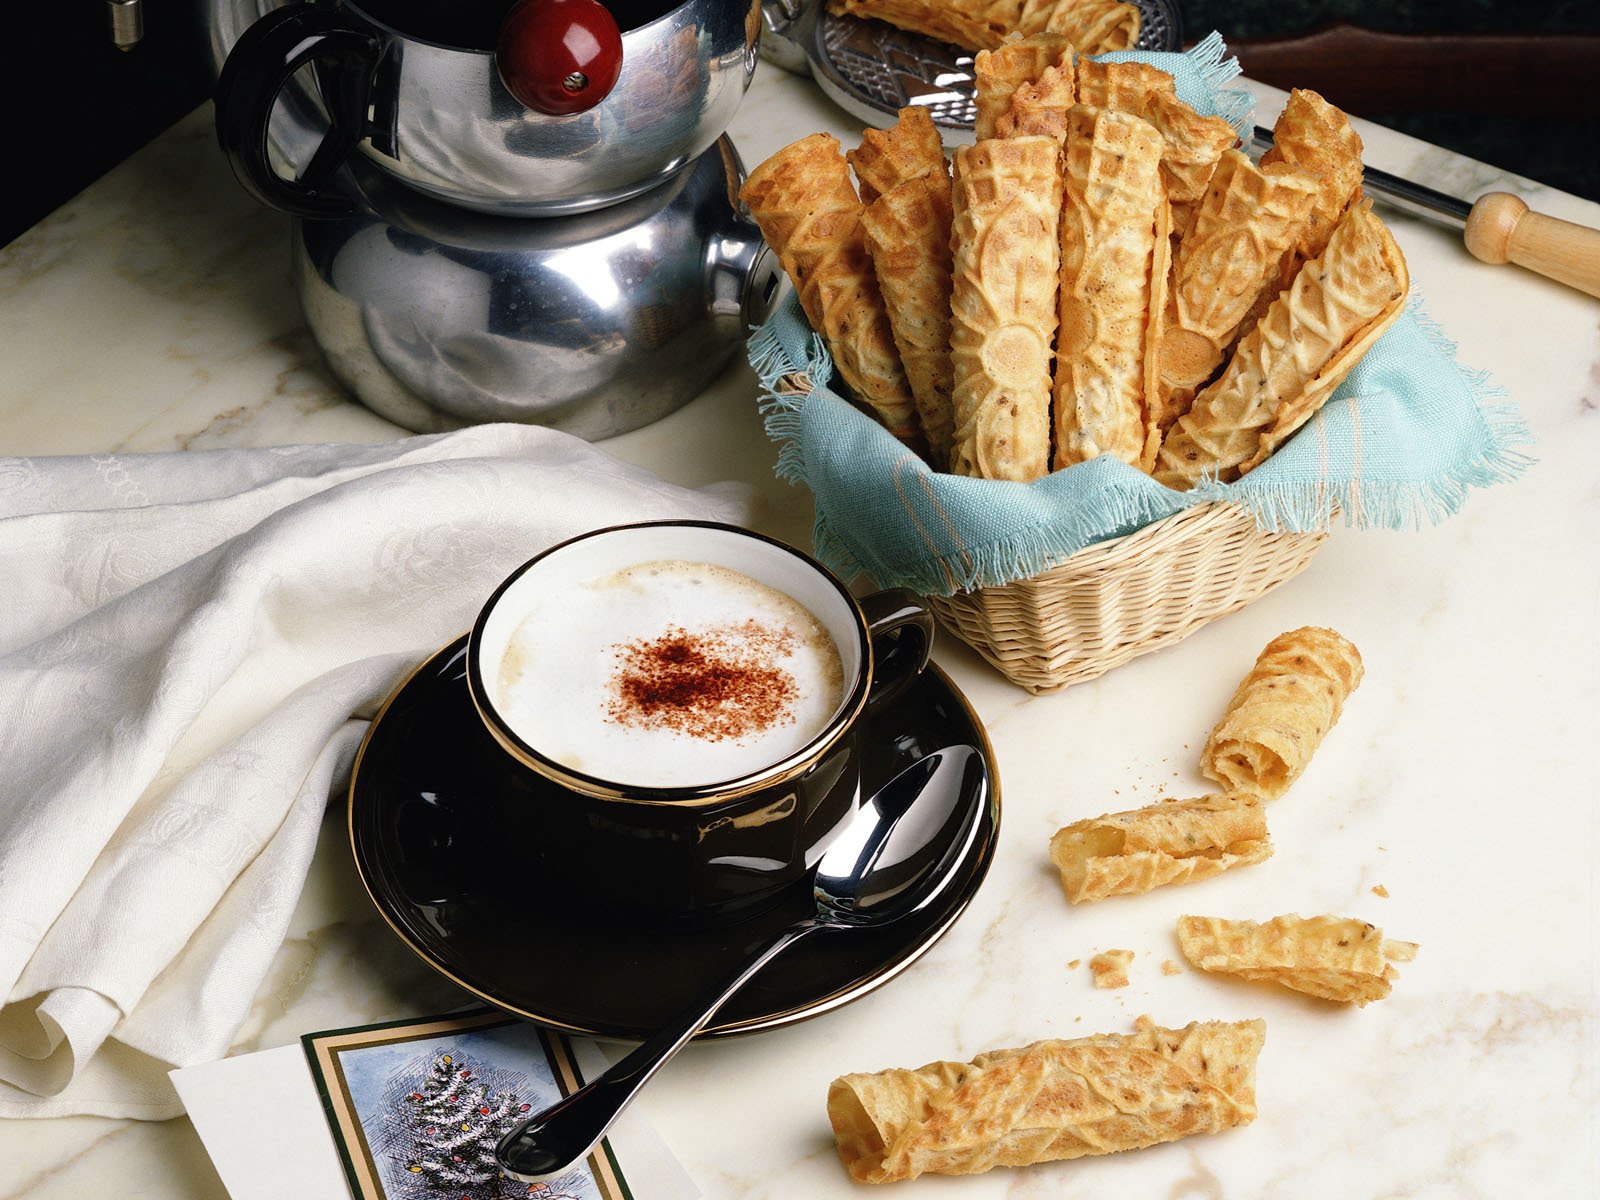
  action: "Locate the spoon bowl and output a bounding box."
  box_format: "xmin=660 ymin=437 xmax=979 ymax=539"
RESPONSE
xmin=497 ymin=744 xmax=988 ymax=1182
xmin=813 ymin=745 xmax=986 ymax=927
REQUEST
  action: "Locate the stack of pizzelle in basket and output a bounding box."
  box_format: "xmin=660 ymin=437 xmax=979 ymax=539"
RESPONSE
xmin=743 ymin=38 xmax=1415 ymax=695
xmin=826 ymin=0 xmax=1142 ymax=56
xmin=740 ymin=39 xmax=1410 ymax=490
xmin=823 ymin=626 xmax=1418 ymax=1185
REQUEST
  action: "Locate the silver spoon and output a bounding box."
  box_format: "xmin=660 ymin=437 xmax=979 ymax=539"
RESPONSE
xmin=496 ymin=743 xmax=989 ymax=1182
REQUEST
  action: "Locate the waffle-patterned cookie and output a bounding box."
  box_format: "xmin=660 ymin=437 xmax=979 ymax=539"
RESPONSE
xmin=827 ymin=1019 xmax=1265 ymax=1183
xmin=1155 ymin=149 xmax=1320 ymax=433
xmin=1026 ymin=0 xmax=1139 ymax=52
xmin=947 ymin=136 xmax=1063 ymax=481
xmin=1154 ymin=199 xmax=1408 ymax=487
xmin=826 ymin=0 xmax=1138 ymax=55
xmin=973 ymin=34 xmax=1074 ymax=139
xmin=1072 ymin=56 xmax=1174 ymax=114
xmin=1053 ymin=106 xmax=1168 ymax=470
xmin=1199 ymin=625 xmax=1364 ymax=801
xmin=847 ymin=106 xmax=947 ymax=206
xmin=740 ymin=133 xmax=922 ymax=446
xmin=1261 ymin=88 xmax=1366 ymax=263
xmin=1140 ymin=88 xmax=1238 ymax=235
xmin=1178 ymin=914 xmax=1417 ymax=1005
xmin=861 ymin=173 xmax=958 ymax=465
xmin=1050 ymin=793 xmax=1271 ymax=903
xmin=995 ymin=60 xmax=1077 ymax=141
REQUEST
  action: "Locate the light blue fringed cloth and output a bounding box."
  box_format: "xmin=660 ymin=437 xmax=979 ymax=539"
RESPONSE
xmin=746 ymin=34 xmax=1534 ymax=597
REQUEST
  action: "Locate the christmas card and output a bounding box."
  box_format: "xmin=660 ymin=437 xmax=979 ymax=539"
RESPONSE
xmin=171 ymin=1009 xmax=697 ymax=1200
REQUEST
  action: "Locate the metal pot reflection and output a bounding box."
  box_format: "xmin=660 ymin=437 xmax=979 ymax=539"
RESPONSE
xmin=294 ymin=138 xmax=778 ymax=438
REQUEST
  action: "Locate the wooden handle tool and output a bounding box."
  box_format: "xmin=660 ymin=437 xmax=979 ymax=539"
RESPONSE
xmin=1253 ymin=128 xmax=1600 ymax=300
xmin=1462 ymin=193 xmax=1600 ymax=299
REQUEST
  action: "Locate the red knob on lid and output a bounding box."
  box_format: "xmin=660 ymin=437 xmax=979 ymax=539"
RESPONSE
xmin=496 ymin=0 xmax=623 ymax=116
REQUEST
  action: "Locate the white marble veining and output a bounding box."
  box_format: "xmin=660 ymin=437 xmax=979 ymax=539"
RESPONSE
xmin=2 ymin=58 xmax=1598 ymax=1200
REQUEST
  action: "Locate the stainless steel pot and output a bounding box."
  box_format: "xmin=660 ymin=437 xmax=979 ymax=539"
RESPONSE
xmin=294 ymin=138 xmax=778 ymax=438
xmin=213 ymin=0 xmax=761 ymax=216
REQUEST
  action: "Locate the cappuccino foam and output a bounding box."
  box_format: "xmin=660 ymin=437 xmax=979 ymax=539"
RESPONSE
xmin=495 ymin=560 xmax=847 ymax=788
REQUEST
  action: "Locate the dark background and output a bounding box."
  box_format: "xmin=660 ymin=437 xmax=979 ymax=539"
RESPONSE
xmin=2 ymin=1 xmax=1597 ymax=245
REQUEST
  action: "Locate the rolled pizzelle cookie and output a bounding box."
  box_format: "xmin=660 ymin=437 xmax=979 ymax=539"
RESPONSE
xmin=947 ymin=135 xmax=1062 ymax=482
xmin=994 ymin=59 xmax=1077 ymax=141
xmin=827 ymin=1018 xmax=1265 ymax=1183
xmin=1153 ymin=198 xmax=1408 ymax=487
xmin=739 ymin=134 xmax=922 ymax=446
xmin=1199 ymin=626 xmax=1364 ymax=801
xmin=825 ymin=0 xmax=1138 ymax=55
xmin=972 ymin=33 xmax=1073 ymax=139
xmin=826 ymin=0 xmax=1006 ymax=52
xmin=1027 ymin=0 xmax=1139 ymax=53
xmin=1261 ymin=88 xmax=1366 ymax=264
xmin=1154 ymin=149 xmax=1319 ymax=433
xmin=1177 ymin=913 xmax=1417 ymax=1005
xmin=1139 ymin=88 xmax=1239 ymax=237
xmin=1053 ymin=105 xmax=1169 ymax=471
xmin=861 ymin=173 xmax=958 ymax=466
xmin=1067 ymin=60 xmax=1235 ymax=239
xmin=1071 ymin=57 xmax=1174 ymax=116
xmin=847 ymin=106 xmax=947 ymax=207
xmin=1049 ymin=793 xmax=1271 ymax=903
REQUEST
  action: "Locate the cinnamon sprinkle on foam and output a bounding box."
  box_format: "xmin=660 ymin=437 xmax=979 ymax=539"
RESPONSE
xmin=606 ymin=621 xmax=800 ymax=742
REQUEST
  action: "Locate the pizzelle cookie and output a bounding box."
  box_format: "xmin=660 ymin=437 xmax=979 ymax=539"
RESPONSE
xmin=1154 ymin=149 xmax=1320 ymax=433
xmin=1153 ymin=198 xmax=1408 ymax=488
xmin=1031 ymin=0 xmax=1139 ymax=52
xmin=826 ymin=1018 xmax=1265 ymax=1183
xmin=861 ymin=173 xmax=958 ymax=466
xmin=825 ymin=0 xmax=1138 ymax=54
xmin=825 ymin=0 xmax=1014 ymax=53
xmin=1199 ymin=626 xmax=1364 ymax=801
xmin=1053 ymin=106 xmax=1169 ymax=471
xmin=1261 ymin=88 xmax=1366 ymax=263
xmin=1049 ymin=793 xmax=1271 ymax=903
xmin=1139 ymin=88 xmax=1239 ymax=238
xmin=1071 ymin=57 xmax=1174 ymax=116
xmin=947 ymin=135 xmax=1063 ymax=481
xmin=1177 ymin=914 xmax=1418 ymax=1005
xmin=972 ymin=33 xmax=1073 ymax=139
xmin=995 ymin=59 xmax=1078 ymax=141
xmin=848 ymin=106 xmax=947 ymax=206
xmin=1067 ymin=58 xmax=1239 ymax=239
xmin=739 ymin=133 xmax=922 ymax=447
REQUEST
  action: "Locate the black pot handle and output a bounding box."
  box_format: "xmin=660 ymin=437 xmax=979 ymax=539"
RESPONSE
xmin=214 ymin=3 xmax=381 ymax=218
xmin=859 ymin=588 xmax=935 ymax=712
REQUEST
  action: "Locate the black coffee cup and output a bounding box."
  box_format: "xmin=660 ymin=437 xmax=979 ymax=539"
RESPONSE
xmin=465 ymin=521 xmax=933 ymax=921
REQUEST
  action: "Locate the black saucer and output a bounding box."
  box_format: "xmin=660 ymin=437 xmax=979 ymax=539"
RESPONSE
xmin=348 ymin=636 xmax=1000 ymax=1041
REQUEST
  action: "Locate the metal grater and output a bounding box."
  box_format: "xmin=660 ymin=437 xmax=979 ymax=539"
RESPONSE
xmin=762 ymin=0 xmax=1183 ymax=137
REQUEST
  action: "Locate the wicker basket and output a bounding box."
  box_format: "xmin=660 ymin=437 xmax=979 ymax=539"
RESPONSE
xmin=925 ymin=502 xmax=1326 ymax=694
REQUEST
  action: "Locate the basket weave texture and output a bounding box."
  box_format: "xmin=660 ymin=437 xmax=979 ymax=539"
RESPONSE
xmin=925 ymin=502 xmax=1325 ymax=694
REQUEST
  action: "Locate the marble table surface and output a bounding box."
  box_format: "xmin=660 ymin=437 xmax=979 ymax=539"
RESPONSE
xmin=2 ymin=56 xmax=1597 ymax=1200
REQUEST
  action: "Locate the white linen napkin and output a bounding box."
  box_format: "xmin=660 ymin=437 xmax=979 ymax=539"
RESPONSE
xmin=0 ymin=424 xmax=756 ymax=1118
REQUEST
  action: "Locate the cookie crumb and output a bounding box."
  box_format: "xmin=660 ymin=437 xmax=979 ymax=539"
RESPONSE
xmin=1383 ymin=939 xmax=1419 ymax=962
xmin=1089 ymin=949 xmax=1133 ymax=989
xmin=1160 ymin=959 xmax=1183 ymax=976
xmin=1371 ymin=884 xmax=1389 ymax=898
xmin=1066 ymin=958 xmax=1081 ymax=970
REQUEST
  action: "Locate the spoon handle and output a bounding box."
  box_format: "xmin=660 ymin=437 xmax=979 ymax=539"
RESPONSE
xmin=496 ymin=920 xmax=822 ymax=1182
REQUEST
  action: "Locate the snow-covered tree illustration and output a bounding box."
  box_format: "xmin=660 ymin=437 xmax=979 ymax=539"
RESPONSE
xmin=380 ymin=1048 xmax=589 ymax=1200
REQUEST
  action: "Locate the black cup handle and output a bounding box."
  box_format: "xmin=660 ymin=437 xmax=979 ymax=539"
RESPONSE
xmin=860 ymin=588 xmax=935 ymax=712
xmin=214 ymin=4 xmax=381 ymax=218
